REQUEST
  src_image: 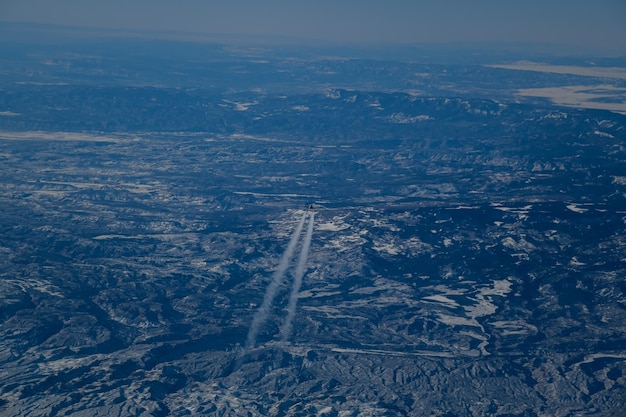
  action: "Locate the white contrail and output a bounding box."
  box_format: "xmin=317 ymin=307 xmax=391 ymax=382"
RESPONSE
xmin=240 ymin=212 xmax=307 ymax=358
xmin=281 ymin=211 xmax=314 ymax=343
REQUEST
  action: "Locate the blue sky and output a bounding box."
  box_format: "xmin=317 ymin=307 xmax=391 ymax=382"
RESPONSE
xmin=1 ymin=0 xmax=625 ymax=52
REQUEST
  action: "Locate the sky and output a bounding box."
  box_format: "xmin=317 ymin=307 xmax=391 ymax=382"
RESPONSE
xmin=1 ymin=0 xmax=626 ymax=53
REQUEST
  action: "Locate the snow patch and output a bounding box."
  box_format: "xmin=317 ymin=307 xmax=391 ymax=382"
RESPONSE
xmin=612 ymin=176 xmax=626 ymax=185
xmin=373 ymin=242 xmax=400 ymax=255
xmin=317 ymin=222 xmax=348 ymax=232
xmin=423 ymin=294 xmax=459 ymax=307
xmin=389 ymin=113 xmax=432 ymax=123
xmin=594 ymin=130 xmax=615 ymax=138
xmin=566 ymin=203 xmax=589 ymax=214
